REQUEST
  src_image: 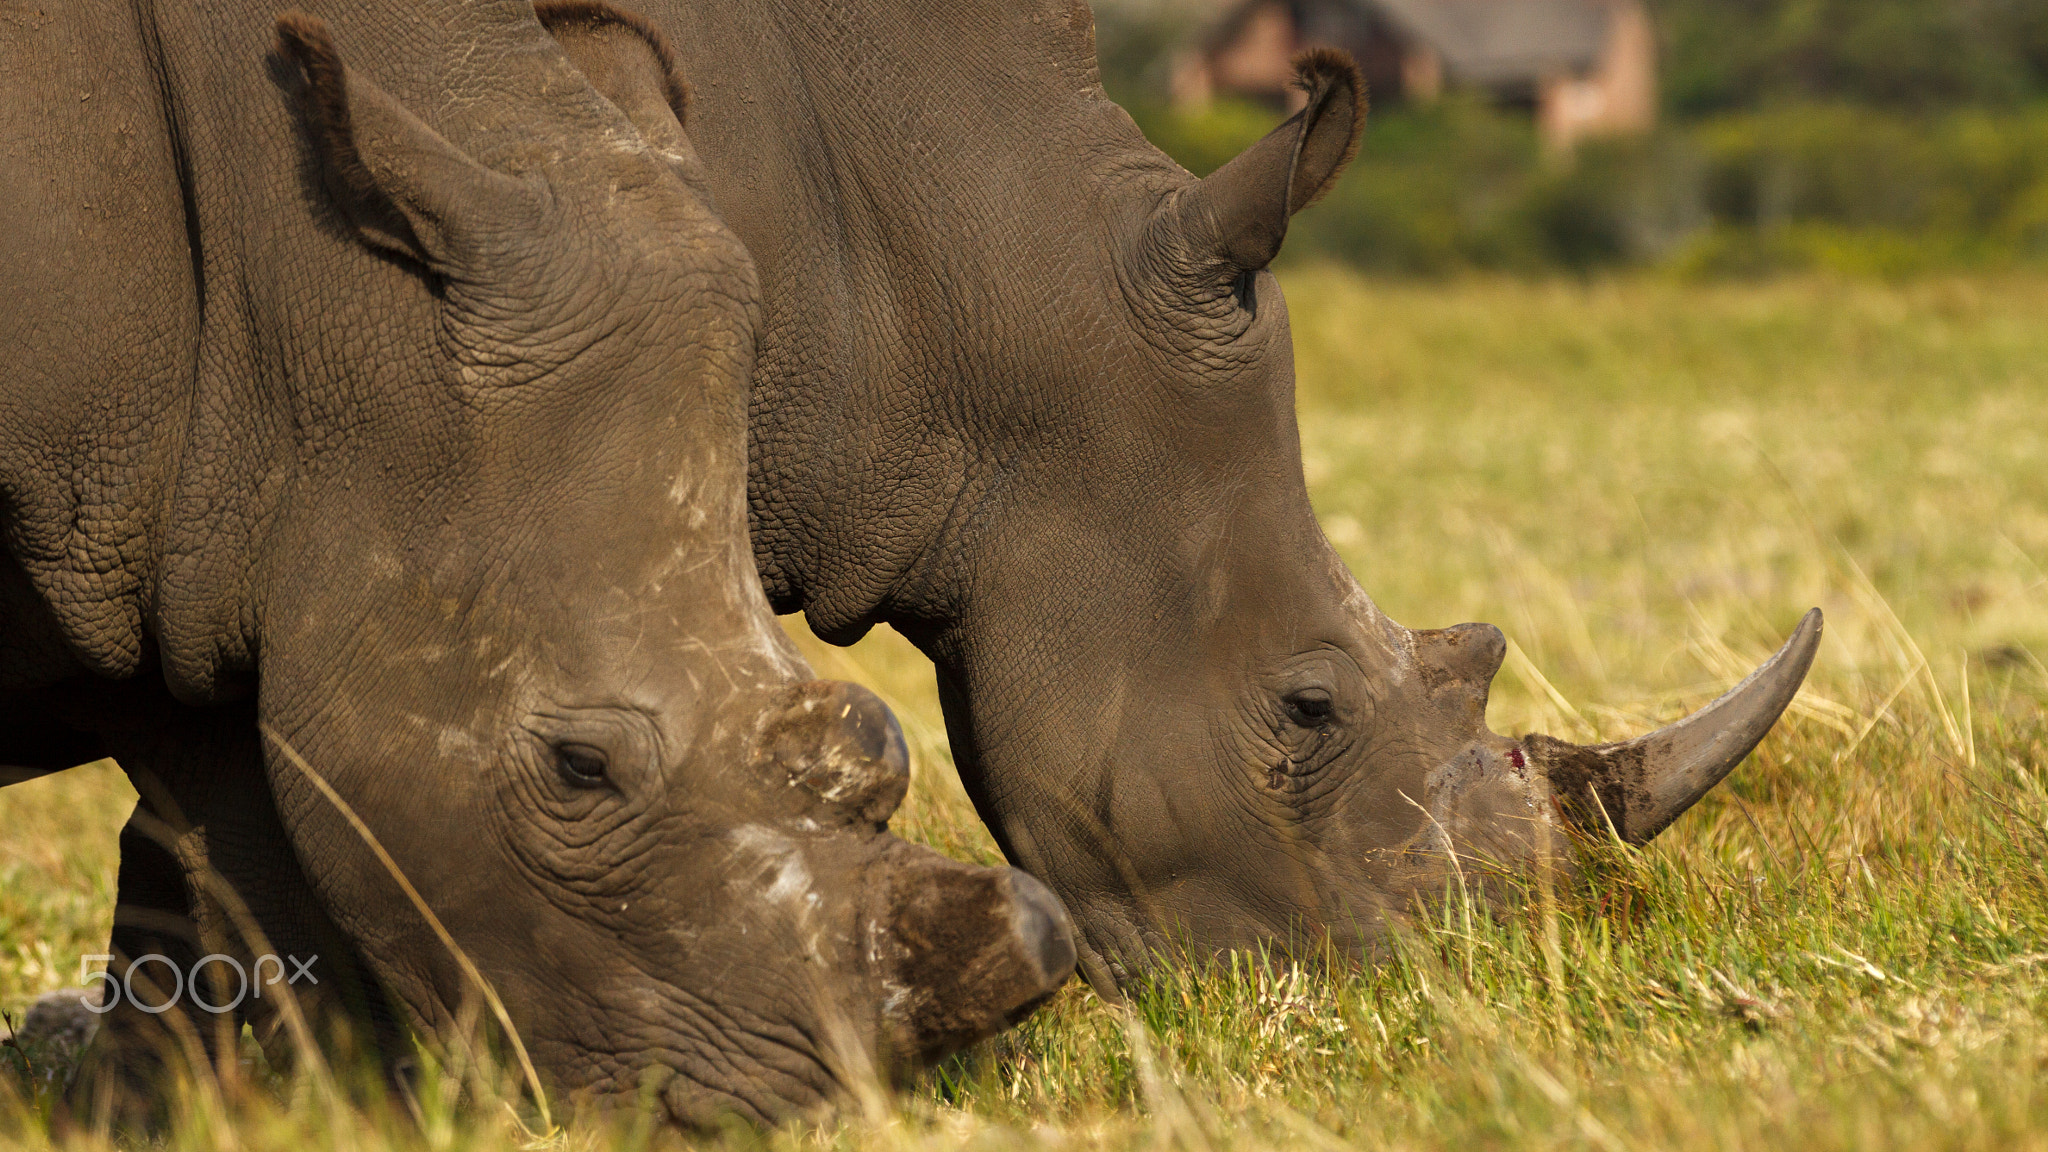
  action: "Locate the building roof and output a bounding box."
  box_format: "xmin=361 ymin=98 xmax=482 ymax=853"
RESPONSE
xmin=1125 ymin=0 xmax=1625 ymax=87
xmin=1367 ymin=0 xmax=1614 ymax=84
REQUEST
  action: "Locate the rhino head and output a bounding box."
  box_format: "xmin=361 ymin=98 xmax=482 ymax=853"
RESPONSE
xmin=903 ymin=51 xmax=1822 ymax=988
xmin=233 ymin=12 xmax=1073 ymax=1122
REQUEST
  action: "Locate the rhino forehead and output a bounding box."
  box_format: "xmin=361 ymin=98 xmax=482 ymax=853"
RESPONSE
xmin=435 ymin=725 xmax=486 ymax=759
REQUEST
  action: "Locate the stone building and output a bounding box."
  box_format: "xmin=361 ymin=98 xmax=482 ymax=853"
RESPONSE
xmin=1170 ymin=0 xmax=1657 ymax=151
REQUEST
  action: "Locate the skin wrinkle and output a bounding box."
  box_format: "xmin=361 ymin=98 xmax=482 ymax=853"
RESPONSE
xmin=1213 ymin=724 xmax=1327 ymax=878
xmin=532 ymin=937 xmax=838 ymax=1113
xmin=933 ymin=451 xmax=1202 ymax=754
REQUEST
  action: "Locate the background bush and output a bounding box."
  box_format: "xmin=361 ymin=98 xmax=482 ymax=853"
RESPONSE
xmin=1122 ymin=100 xmax=2048 ymax=276
xmin=1102 ymin=0 xmax=2048 ymax=275
xmin=1655 ymin=0 xmax=2048 ymax=114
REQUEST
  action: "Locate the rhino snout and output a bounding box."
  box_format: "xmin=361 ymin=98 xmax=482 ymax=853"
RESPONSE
xmin=872 ymin=861 xmax=1076 ymax=1064
xmin=755 ymin=680 xmax=910 ymax=826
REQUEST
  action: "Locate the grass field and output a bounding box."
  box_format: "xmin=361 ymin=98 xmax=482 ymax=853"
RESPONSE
xmin=8 ymin=269 xmax=2048 ymax=1149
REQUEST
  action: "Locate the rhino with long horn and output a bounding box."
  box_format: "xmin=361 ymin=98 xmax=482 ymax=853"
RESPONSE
xmin=541 ymin=6 xmax=1823 ymax=992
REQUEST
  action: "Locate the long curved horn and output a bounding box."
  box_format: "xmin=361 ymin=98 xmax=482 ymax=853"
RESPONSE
xmin=1523 ymin=609 xmax=1823 ymax=844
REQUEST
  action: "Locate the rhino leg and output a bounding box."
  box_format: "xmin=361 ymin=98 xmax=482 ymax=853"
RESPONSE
xmin=65 ymin=695 xmax=405 ymax=1127
xmin=68 ymin=809 xmax=212 ymax=1129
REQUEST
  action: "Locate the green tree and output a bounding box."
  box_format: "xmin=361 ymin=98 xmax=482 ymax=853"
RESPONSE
xmin=1654 ymin=0 xmax=2048 ymax=114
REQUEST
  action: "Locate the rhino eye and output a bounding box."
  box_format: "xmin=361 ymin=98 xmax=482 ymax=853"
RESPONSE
xmin=553 ymin=743 xmax=611 ymax=787
xmin=1281 ymin=689 xmax=1334 ymax=729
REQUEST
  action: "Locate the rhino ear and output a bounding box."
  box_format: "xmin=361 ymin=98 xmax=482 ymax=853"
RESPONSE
xmin=536 ymin=1 xmax=695 ymax=156
xmin=275 ymin=12 xmax=540 ymax=273
xmin=1172 ymin=48 xmax=1365 ymax=274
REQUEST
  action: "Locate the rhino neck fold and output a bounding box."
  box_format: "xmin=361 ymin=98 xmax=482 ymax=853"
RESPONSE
xmin=664 ymin=1 xmax=1173 ymax=638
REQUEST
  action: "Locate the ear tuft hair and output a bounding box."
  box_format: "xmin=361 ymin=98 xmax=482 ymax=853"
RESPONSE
xmin=1288 ymin=47 xmax=1366 ymax=211
xmin=534 ymin=0 xmax=692 ymax=128
xmin=276 ymin=12 xmax=384 ymax=215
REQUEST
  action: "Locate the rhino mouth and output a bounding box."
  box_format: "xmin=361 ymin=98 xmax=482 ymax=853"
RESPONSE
xmin=658 ymin=1068 xmax=831 ymax=1129
xmin=553 ymin=1025 xmax=849 ymax=1129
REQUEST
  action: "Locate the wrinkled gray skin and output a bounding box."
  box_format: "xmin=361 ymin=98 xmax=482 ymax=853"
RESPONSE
xmin=0 ymin=1 xmax=1071 ymax=1126
xmin=544 ymin=0 xmax=1823 ymax=992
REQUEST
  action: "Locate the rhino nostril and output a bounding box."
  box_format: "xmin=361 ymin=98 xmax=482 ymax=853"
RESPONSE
xmin=756 ymin=681 xmax=910 ymax=825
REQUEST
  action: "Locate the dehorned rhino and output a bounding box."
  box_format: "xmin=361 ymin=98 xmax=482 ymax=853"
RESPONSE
xmin=0 ymin=0 xmax=1071 ymax=1126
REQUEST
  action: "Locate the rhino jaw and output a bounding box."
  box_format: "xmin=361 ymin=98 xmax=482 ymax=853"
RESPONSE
xmin=1523 ymin=608 xmax=1824 ymax=844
